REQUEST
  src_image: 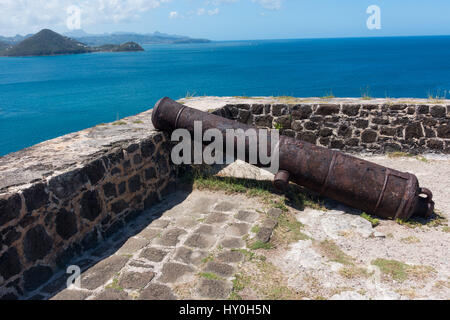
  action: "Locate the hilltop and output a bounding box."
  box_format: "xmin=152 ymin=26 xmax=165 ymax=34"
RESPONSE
xmin=1 ymin=29 xmax=91 ymax=56
xmin=0 ymin=29 xmax=144 ymax=57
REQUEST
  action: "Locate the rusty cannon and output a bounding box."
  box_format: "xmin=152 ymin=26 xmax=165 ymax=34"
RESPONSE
xmin=151 ymin=97 xmax=435 ymax=221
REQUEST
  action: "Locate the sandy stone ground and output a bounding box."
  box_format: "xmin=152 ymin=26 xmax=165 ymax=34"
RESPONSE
xmin=28 ymin=154 xmax=449 ymax=300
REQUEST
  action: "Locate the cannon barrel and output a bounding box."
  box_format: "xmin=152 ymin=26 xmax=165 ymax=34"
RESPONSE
xmin=152 ymin=97 xmax=434 ymax=220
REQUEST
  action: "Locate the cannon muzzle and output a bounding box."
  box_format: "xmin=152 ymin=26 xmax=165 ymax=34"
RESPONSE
xmin=152 ymin=97 xmax=435 ymax=221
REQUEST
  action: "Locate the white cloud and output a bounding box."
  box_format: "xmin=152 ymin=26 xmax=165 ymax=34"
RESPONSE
xmin=0 ymin=0 xmax=282 ymax=36
xmin=211 ymin=0 xmax=282 ymax=10
xmin=0 ymin=0 xmax=171 ymax=35
xmin=211 ymin=0 xmax=238 ymax=4
xmin=169 ymin=11 xmax=179 ymax=19
xmin=208 ymin=8 xmax=220 ymax=16
xmin=251 ymin=0 xmax=282 ymax=10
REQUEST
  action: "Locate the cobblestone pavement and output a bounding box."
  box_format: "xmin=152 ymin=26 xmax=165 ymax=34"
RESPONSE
xmin=31 ymin=190 xmax=270 ymax=300
xmin=28 ymin=156 xmax=450 ymax=300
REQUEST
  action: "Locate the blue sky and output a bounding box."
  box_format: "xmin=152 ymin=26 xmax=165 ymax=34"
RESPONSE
xmin=1 ymin=0 xmax=450 ymax=39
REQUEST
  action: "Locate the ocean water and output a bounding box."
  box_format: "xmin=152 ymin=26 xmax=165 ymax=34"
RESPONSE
xmin=0 ymin=36 xmax=449 ymax=156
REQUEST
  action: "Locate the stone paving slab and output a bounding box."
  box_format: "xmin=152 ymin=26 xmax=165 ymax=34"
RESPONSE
xmin=33 ymin=189 xmax=269 ymax=300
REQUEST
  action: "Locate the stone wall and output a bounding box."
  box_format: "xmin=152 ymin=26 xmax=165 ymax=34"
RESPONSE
xmin=0 ymin=110 xmax=176 ymax=299
xmin=212 ymin=102 xmax=450 ymax=154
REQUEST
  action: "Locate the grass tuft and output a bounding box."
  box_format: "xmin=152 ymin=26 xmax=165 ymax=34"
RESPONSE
xmin=274 ymin=122 xmax=283 ymax=130
xmin=321 ymin=90 xmax=335 ymax=99
xmin=361 ymin=86 xmax=372 ymax=100
xmin=248 ymin=240 xmax=273 ymax=250
xmin=396 ymin=211 xmax=447 ymax=229
xmin=400 ymin=236 xmax=421 ymax=244
xmin=372 ymin=258 xmax=408 ymax=281
xmin=339 ymin=266 xmax=371 ymax=279
xmin=315 ymin=240 xmax=354 ymax=265
xmin=387 ymin=152 xmax=429 ymax=163
xmin=106 ymin=278 xmax=124 ymax=291
xmin=372 ymin=258 xmax=436 ymax=282
xmin=180 ymin=166 xmax=324 ymax=211
xmin=275 ymin=96 xmax=299 ymax=104
xmin=232 ymin=273 xmax=251 ymax=293
xmin=361 ymin=212 xmax=380 ymax=227
xmin=427 ymin=89 xmax=447 ymax=103
xmin=228 ymin=292 xmax=243 ymax=300
xmin=274 ymin=213 xmax=310 ymax=244
xmin=201 ymin=253 xmax=214 ymax=264
xmin=199 ymin=272 xmax=222 ymax=280
xmin=185 ymin=91 xmax=196 ymax=99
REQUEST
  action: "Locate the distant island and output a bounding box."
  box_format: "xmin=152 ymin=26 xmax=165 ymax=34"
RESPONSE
xmin=92 ymin=42 xmax=145 ymax=53
xmin=0 ymin=28 xmax=211 ymax=57
xmin=0 ymin=29 xmax=145 ymax=57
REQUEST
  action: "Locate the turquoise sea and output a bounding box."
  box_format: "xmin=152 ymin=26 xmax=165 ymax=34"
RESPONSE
xmin=0 ymin=36 xmax=449 ymax=156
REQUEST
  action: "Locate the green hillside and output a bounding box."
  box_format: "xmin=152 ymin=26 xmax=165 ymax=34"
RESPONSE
xmin=1 ymin=29 xmax=91 ymax=57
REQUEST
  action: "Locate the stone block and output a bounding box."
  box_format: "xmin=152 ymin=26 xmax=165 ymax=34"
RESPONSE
xmin=158 ymin=262 xmax=194 ymax=283
xmin=220 ymin=237 xmax=245 ymax=249
xmin=217 ymin=250 xmax=244 ymax=264
xmin=204 ymin=262 xmax=234 ymax=278
xmin=23 ymin=183 xmax=48 ymax=212
xmin=430 ymin=105 xmax=446 ymax=118
xmin=140 ymin=247 xmax=168 ymax=262
xmin=81 ymin=255 xmax=129 ymax=290
xmin=23 ymin=265 xmax=53 ymax=291
xmin=0 ymin=248 xmax=22 ymax=281
xmin=292 ymin=105 xmax=312 ymax=120
xmin=118 ymin=271 xmax=154 ymax=289
xmin=361 ymin=130 xmax=377 ymax=143
xmin=405 ymin=122 xmax=424 ymax=139
xmin=197 ymin=279 xmax=231 ymax=299
xmin=227 ymin=223 xmax=250 ymax=237
xmin=437 ymin=124 xmax=450 ymax=139
xmin=235 ymin=210 xmax=258 ymax=223
xmin=316 ymin=104 xmax=340 ymax=116
xmin=94 ymin=288 xmax=130 ymax=300
xmin=174 ymin=247 xmax=208 ymax=266
xmin=155 ymin=228 xmax=186 ymax=246
xmin=23 ymin=225 xmax=53 ymax=262
xmin=342 ymin=104 xmax=360 ymax=116
xmin=80 ymin=190 xmax=103 ymax=221
xmin=139 ymin=283 xmax=177 ymax=300
xmin=55 ymin=209 xmax=78 ymax=240
xmin=184 ymin=233 xmax=215 ymax=249
xmin=0 ymin=194 xmax=21 ymax=225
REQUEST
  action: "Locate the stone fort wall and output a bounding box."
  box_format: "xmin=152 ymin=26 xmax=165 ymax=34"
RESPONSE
xmin=212 ymin=102 xmax=450 ymax=154
xmin=0 ymin=110 xmax=176 ymax=299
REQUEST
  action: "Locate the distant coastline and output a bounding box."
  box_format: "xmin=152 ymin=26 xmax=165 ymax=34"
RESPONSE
xmin=0 ymin=28 xmax=212 ymax=57
xmin=0 ymin=29 xmax=147 ymax=57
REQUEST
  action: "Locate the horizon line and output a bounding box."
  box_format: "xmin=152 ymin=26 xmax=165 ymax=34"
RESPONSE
xmin=2 ymin=28 xmax=450 ymax=42
xmin=209 ymin=34 xmax=450 ymax=42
